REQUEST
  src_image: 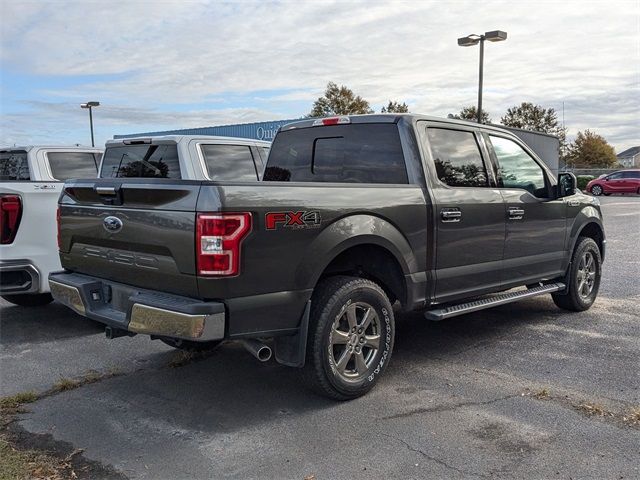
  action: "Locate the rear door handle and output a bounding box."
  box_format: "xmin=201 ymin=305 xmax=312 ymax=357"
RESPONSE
xmin=508 ymin=207 xmax=525 ymax=220
xmin=441 ymin=208 xmax=462 ymax=222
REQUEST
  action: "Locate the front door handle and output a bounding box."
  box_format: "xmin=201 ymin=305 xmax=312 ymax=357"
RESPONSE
xmin=508 ymin=207 xmax=525 ymax=220
xmin=441 ymin=208 xmax=462 ymax=222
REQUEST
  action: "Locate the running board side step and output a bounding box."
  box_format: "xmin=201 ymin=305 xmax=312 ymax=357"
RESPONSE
xmin=424 ymin=283 xmax=565 ymax=321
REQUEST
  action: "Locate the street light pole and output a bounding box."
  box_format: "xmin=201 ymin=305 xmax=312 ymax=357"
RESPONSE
xmin=457 ymin=30 xmax=507 ymax=124
xmin=88 ymin=106 xmax=95 ymax=147
xmin=80 ymin=101 xmax=100 ymax=147
xmin=477 ymin=38 xmax=484 ymax=124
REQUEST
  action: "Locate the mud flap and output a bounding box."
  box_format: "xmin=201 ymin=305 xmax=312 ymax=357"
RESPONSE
xmin=274 ymin=300 xmax=311 ymax=368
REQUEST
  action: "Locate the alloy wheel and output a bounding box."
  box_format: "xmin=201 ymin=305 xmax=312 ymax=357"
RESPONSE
xmin=576 ymin=251 xmax=597 ymax=299
xmin=329 ymin=302 xmax=381 ymax=382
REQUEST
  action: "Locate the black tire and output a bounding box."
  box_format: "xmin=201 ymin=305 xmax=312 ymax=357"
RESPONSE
xmin=303 ymin=276 xmax=395 ymax=400
xmin=552 ymin=237 xmax=601 ymax=312
xmin=1 ymin=293 xmax=54 ymax=307
xmin=159 ymin=338 xmax=223 ymax=352
xmin=590 ymin=185 xmax=603 ymax=196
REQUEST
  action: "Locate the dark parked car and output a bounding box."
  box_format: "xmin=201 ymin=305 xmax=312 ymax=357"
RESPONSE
xmin=586 ymin=169 xmax=640 ymax=195
xmin=50 ymin=114 xmax=605 ymax=400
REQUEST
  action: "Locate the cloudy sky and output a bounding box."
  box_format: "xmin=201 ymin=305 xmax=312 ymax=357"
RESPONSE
xmin=1 ymin=0 xmax=638 ymax=151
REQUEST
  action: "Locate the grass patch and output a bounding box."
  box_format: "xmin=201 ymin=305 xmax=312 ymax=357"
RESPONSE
xmin=533 ymin=388 xmax=550 ymax=400
xmin=0 ymin=436 xmax=60 ymax=479
xmin=52 ymin=369 xmax=121 ymax=393
xmin=0 ymin=392 xmax=39 ymax=413
xmin=623 ymin=407 xmax=640 ymax=426
xmin=575 ymin=402 xmax=611 ymax=417
xmin=168 ymin=350 xmax=199 ymax=368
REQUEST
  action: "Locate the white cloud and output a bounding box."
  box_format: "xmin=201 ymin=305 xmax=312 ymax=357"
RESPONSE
xmin=1 ymin=0 xmax=638 ymax=150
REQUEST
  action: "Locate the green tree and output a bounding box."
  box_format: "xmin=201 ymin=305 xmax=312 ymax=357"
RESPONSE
xmin=453 ymin=106 xmax=491 ymax=123
xmin=309 ymin=82 xmax=374 ymax=117
xmin=500 ymin=102 xmax=567 ymax=157
xmin=565 ymin=130 xmax=618 ymax=168
xmin=381 ymin=101 xmax=409 ymax=113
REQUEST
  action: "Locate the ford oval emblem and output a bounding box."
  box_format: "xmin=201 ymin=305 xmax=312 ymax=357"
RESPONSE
xmin=103 ymin=216 xmax=123 ymax=233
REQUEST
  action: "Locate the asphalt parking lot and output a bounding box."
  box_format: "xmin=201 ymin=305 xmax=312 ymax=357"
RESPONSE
xmin=1 ymin=195 xmax=639 ymax=479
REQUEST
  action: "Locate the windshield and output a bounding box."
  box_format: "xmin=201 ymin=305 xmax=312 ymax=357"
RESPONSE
xmin=100 ymin=144 xmax=181 ymax=178
xmin=0 ymin=150 xmax=30 ymax=180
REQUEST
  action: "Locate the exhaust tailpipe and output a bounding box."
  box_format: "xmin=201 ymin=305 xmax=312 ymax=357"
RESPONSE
xmin=241 ymin=339 xmax=272 ymax=362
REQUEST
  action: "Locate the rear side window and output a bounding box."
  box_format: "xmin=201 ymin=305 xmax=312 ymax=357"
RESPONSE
xmin=427 ymin=128 xmax=488 ymax=187
xmin=100 ymin=144 xmax=180 ymax=178
xmin=0 ymin=151 xmax=30 ymax=180
xmin=622 ymin=171 xmax=640 ymax=179
xmin=47 ymin=152 xmax=100 ymax=180
xmin=264 ymin=124 xmax=408 ymax=184
xmin=200 ymin=144 xmax=258 ymax=181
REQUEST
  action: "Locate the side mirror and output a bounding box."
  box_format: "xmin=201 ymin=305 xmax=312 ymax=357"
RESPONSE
xmin=557 ymin=172 xmax=576 ymax=198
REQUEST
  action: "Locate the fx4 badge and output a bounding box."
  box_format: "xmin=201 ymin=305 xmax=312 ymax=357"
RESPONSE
xmin=265 ymin=211 xmax=321 ymax=230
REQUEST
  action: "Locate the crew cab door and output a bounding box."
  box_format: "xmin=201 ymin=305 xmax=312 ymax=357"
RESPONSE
xmin=420 ymin=123 xmax=505 ymax=303
xmin=484 ymin=133 xmax=566 ymax=287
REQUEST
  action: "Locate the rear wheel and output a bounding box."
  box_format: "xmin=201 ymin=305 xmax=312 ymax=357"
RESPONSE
xmin=159 ymin=338 xmax=223 ymax=352
xmin=1 ymin=293 xmax=54 ymax=307
xmin=303 ymin=276 xmax=395 ymax=400
xmin=552 ymin=237 xmax=601 ymax=312
xmin=591 ymin=185 xmax=603 ymax=196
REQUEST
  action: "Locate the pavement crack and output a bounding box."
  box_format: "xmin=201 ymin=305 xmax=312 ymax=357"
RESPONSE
xmin=380 ymin=432 xmax=490 ymax=478
xmin=382 ymin=394 xmax=519 ymax=420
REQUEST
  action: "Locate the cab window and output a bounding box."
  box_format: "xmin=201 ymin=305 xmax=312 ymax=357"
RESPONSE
xmin=47 ymin=152 xmax=100 ymax=180
xmin=200 ymin=144 xmax=258 ymax=181
xmin=427 ymin=128 xmax=488 ymax=187
xmin=489 ymin=136 xmax=547 ymax=198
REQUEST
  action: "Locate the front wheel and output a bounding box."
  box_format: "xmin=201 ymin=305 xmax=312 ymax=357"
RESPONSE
xmin=552 ymin=237 xmax=601 ymax=311
xmin=1 ymin=293 xmax=54 ymax=307
xmin=303 ymin=276 xmax=395 ymax=400
xmin=590 ymin=185 xmax=603 ymax=196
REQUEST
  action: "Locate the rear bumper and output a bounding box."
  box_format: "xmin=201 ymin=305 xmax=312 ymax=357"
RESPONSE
xmin=0 ymin=260 xmax=41 ymax=294
xmin=48 ymin=271 xmax=225 ymax=342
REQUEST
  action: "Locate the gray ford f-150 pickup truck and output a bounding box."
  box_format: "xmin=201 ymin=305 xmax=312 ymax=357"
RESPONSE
xmin=50 ymin=114 xmax=605 ymax=400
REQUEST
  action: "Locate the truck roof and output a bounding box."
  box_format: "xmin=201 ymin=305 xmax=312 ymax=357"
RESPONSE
xmin=105 ymin=135 xmax=272 ymax=147
xmin=0 ymin=145 xmax=103 ymax=153
xmin=280 ymin=113 xmax=556 ymax=139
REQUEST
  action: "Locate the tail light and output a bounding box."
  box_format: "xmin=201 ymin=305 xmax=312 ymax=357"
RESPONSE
xmin=0 ymin=195 xmax=22 ymax=244
xmin=56 ymin=207 xmax=62 ymax=250
xmin=196 ymin=213 xmax=251 ymax=276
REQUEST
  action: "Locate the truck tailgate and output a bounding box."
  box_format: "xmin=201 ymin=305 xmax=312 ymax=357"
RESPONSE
xmin=59 ymin=179 xmax=201 ymax=297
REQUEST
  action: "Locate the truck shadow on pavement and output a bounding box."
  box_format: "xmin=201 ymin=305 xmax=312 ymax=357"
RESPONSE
xmin=39 ymin=296 xmax=570 ymax=435
xmin=0 ymin=300 xmax=104 ymax=345
xmin=392 ymin=295 xmax=564 ymax=360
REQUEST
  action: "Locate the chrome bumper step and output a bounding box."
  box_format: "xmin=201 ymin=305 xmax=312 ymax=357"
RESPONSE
xmin=424 ymin=283 xmax=566 ymax=321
